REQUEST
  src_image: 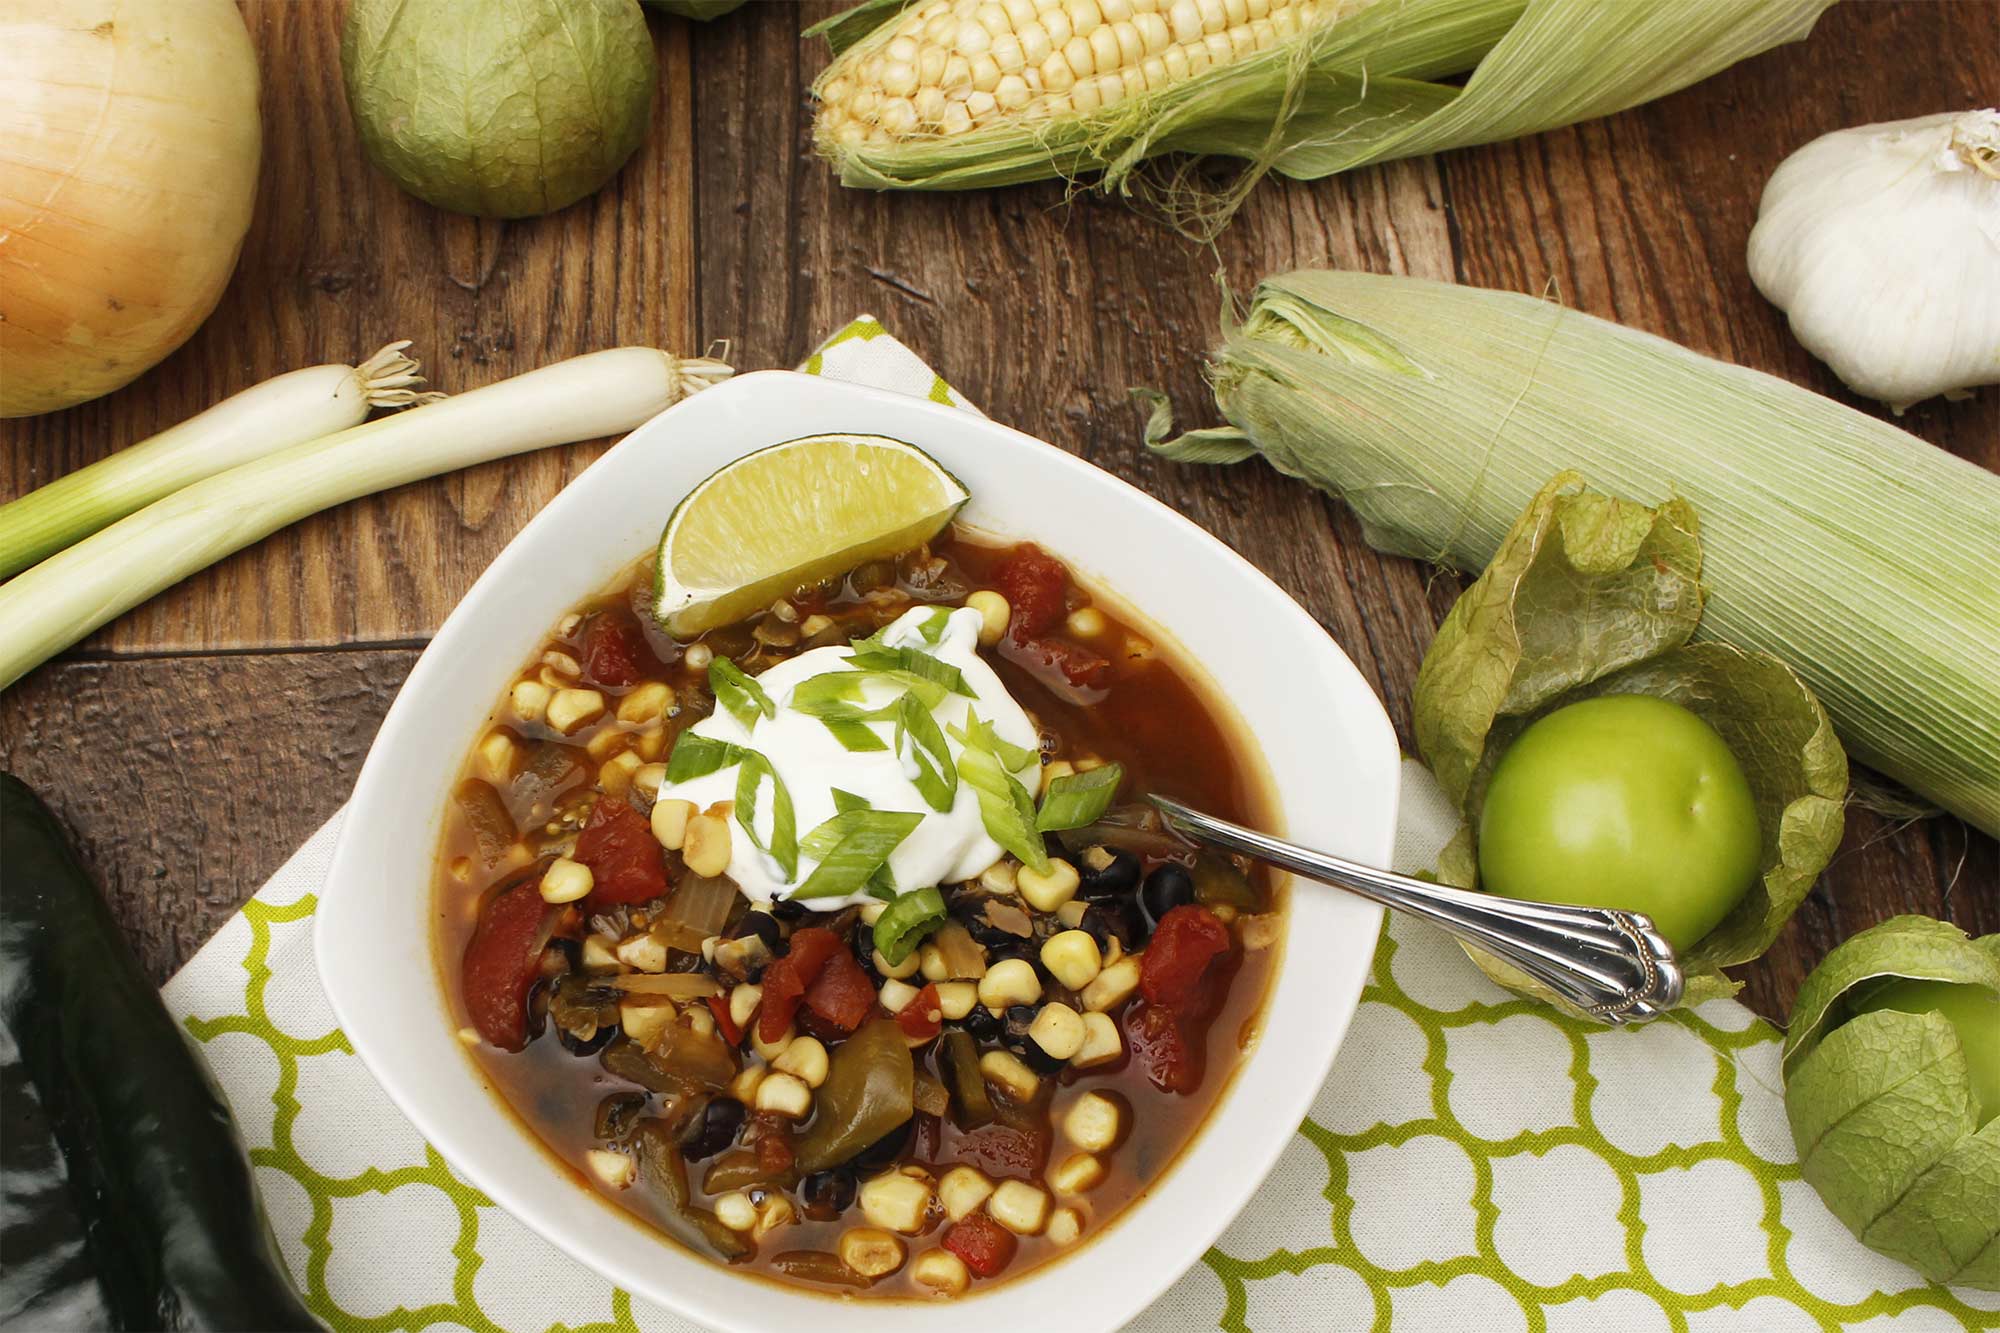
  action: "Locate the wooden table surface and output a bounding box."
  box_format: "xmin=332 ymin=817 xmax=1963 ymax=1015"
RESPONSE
xmin=2 ymin=0 xmax=1994 ymax=1025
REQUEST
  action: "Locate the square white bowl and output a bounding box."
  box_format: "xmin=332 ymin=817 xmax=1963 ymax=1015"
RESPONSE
xmin=317 ymin=370 xmax=1398 ymax=1333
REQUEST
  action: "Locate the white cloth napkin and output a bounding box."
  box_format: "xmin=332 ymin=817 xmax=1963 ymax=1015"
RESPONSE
xmin=164 ymin=320 xmax=2000 ymax=1332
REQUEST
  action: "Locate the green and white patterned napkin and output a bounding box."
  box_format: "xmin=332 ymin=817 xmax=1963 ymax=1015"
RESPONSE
xmin=164 ymin=319 xmax=2000 ymax=1333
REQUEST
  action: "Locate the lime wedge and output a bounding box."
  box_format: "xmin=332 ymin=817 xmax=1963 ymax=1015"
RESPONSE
xmin=654 ymin=433 xmax=969 ymax=636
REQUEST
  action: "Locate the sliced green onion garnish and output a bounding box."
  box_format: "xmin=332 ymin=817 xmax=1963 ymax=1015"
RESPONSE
xmin=792 ymin=810 xmax=923 ymax=900
xmin=895 ymin=693 xmax=958 ymax=813
xmin=957 ymin=743 xmax=1050 ymax=873
xmin=949 ymin=711 xmax=1038 ymax=772
xmin=734 ymin=751 xmax=798 ymax=880
xmin=1035 ymin=762 xmax=1125 ymax=831
xmin=844 ymin=646 xmax=973 ymax=698
xmin=709 ymin=656 xmax=775 ymax=729
xmin=831 ymin=788 xmax=871 ymax=814
xmin=873 ymin=886 xmax=947 ymax=966
xmin=664 ymin=732 xmax=749 ymax=782
xmin=917 ymin=608 xmax=950 ymax=644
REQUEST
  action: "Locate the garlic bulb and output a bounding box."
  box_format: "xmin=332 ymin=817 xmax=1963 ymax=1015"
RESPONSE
xmin=1747 ymin=109 xmax=1999 ymax=413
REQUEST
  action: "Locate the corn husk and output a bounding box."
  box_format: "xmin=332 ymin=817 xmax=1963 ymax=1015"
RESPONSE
xmin=810 ymin=0 xmax=1836 ymax=231
xmin=1144 ymin=271 xmax=2000 ymax=835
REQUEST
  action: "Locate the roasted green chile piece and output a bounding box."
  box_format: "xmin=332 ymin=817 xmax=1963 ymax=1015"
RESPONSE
xmin=939 ymin=1030 xmax=995 ymax=1130
xmin=630 ymin=1119 xmax=752 ymax=1261
xmin=794 ymin=1019 xmax=914 ymax=1172
xmin=1782 ymin=916 xmax=2000 ymax=1290
xmin=1412 ymin=474 xmax=1848 ymax=1011
xmin=0 ymin=772 xmax=324 ymax=1331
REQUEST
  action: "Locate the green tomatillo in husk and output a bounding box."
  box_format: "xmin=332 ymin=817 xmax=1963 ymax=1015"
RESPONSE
xmin=341 ymin=0 xmax=656 ymax=219
xmin=1783 ymin=916 xmax=2000 ymax=1289
xmin=1411 ymin=474 xmax=1848 ymax=1013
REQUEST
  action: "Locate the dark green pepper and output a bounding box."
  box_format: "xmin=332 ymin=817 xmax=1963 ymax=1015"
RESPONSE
xmin=938 ymin=1030 xmax=994 ymax=1130
xmin=0 ymin=772 xmax=323 ymax=1331
xmin=794 ymin=1019 xmax=913 ymax=1172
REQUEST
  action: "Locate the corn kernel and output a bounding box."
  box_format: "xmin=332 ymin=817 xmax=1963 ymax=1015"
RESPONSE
xmin=616 ymin=932 xmax=668 ymax=973
xmin=599 ymin=749 xmax=643 ymax=798
xmin=938 ymin=1165 xmax=995 ymax=1221
xmin=619 ymin=997 xmax=675 ymax=1048
xmin=1065 ymin=1090 xmax=1124 ymax=1151
xmin=510 ymin=679 xmax=552 ymax=723
xmin=879 ymin=978 xmax=921 ymax=1013
xmin=1038 ymin=932 xmax=1100 ymax=994
xmin=584 ymin=726 xmax=629 ymax=763
xmin=727 ymin=1063 xmax=766 ymax=1105
xmin=585 ymin=1149 xmax=636 ymax=1189
xmin=874 ymin=946 xmax=921 ymax=981
xmin=1017 ymin=858 xmax=1080 ymax=913
xmin=1057 ymin=899 xmax=1089 ymax=929
xmin=1047 ymin=1206 xmax=1084 ymax=1245
xmin=859 ymin=900 xmax=888 ymax=926
xmin=1051 ymin=1151 xmax=1105 ymax=1194
xmin=616 ymin=681 xmax=671 ymax=724
xmin=977 ymin=958 xmax=1043 ymax=1010
xmin=546 ymin=688 xmax=605 ymax=734
xmin=980 ymin=858 xmax=1019 ymax=894
xmin=934 ymin=980 xmax=979 ymax=1021
xmin=682 ymin=642 xmax=714 ymax=672
xmin=630 ymin=763 xmax=669 ymax=803
xmin=539 ymin=857 xmax=593 ymax=904
xmin=685 ymin=1004 xmax=716 ymax=1039
xmin=859 ymin=1170 xmax=933 ymax=1233
xmin=1029 ymin=1002 xmax=1086 ymax=1061
xmin=980 ymin=1049 xmax=1041 ymax=1102
xmin=839 ymin=1227 xmax=906 ymax=1278
xmin=774 ymin=1036 xmax=830 ymax=1088
xmin=1081 ymin=955 xmax=1141 ymax=1012
xmin=918 ymin=942 xmax=950 ymax=983
xmin=1067 ymin=0 xmax=1103 ymax=36
xmin=729 ymin=983 xmax=763 ymax=1034
xmin=988 ymin=1179 xmax=1050 ymax=1235
xmin=911 ymin=1247 xmax=970 ymax=1296
xmin=683 ymin=811 xmax=732 ymax=877
xmin=1087 ymin=23 xmax=1120 ymax=70
xmin=475 ymin=731 xmax=517 ymax=784
xmin=751 ymin=1023 xmax=794 ymax=1063
xmin=755 ymin=1072 xmax=813 ymax=1118
xmin=1073 ymin=1010 xmax=1123 ymax=1068
xmin=581 ymin=935 xmax=620 ymax=971
xmin=754 ymin=1195 xmax=795 ymax=1240
xmin=651 ymin=797 xmax=694 ymax=850
xmin=715 ymin=1191 xmax=758 ymax=1232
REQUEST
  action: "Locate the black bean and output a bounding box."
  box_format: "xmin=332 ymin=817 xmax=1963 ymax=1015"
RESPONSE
xmin=1003 ymin=1004 xmax=1039 ymax=1043
xmin=1141 ymin=863 xmax=1197 ymax=926
xmin=850 ymin=1120 xmax=913 ymax=1173
xmin=1080 ymin=900 xmax=1146 ymax=953
xmin=556 ymin=1022 xmax=616 ymax=1057
xmin=800 ymin=1168 xmax=857 ymax=1220
xmin=679 ymin=1097 xmax=747 ymax=1162
xmin=958 ymin=1006 xmax=1002 ymax=1042
xmin=768 ymin=898 xmax=807 ymax=922
xmin=729 ymin=910 xmax=780 ymax=949
xmin=1076 ymin=847 xmax=1141 ymax=900
xmin=1022 ymin=1043 xmax=1066 ymax=1076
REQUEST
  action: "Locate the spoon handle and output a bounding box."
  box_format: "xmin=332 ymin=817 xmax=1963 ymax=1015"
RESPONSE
xmin=1149 ymin=797 xmax=1684 ymax=1024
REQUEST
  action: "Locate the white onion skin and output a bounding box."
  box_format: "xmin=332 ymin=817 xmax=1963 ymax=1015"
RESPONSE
xmin=0 ymin=0 xmax=261 ymax=418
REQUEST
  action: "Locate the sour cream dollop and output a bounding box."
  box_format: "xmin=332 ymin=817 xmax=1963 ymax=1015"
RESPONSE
xmin=656 ymin=606 xmax=1042 ymax=910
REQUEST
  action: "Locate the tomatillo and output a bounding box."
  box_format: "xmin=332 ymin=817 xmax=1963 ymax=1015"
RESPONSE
xmin=1477 ymin=694 xmax=1760 ymax=951
xmin=1851 ymin=979 xmax=2000 ymax=1127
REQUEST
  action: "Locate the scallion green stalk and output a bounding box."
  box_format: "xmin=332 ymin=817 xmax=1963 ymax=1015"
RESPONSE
xmin=0 ymin=342 xmax=437 ymax=578
xmin=0 ymin=349 xmax=733 ymax=691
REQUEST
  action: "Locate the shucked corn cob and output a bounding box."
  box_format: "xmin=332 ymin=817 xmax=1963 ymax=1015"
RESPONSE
xmin=816 ymin=0 xmax=1348 ymax=146
xmin=808 ymin=0 xmax=1838 ymax=225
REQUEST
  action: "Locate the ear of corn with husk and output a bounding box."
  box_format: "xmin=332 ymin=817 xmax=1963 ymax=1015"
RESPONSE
xmin=1142 ymin=271 xmax=2000 ymax=836
xmin=808 ymin=0 xmax=1836 ymax=227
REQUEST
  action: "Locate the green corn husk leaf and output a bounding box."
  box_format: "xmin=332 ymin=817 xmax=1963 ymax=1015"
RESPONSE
xmin=1417 ymin=475 xmax=1847 ymax=1012
xmin=809 ymin=0 xmax=1834 ymax=232
xmin=1147 ymin=270 xmax=2000 ymax=837
xmin=1781 ymin=918 xmax=2000 ymax=1289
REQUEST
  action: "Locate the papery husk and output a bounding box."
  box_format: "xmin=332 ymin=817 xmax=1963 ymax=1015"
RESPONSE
xmin=811 ymin=0 xmax=1835 ymax=234
xmin=1146 ymin=270 xmax=2000 ymax=836
xmin=1411 ymin=475 xmax=1846 ymax=1012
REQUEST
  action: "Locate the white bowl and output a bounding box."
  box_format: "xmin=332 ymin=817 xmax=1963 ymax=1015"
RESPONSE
xmin=318 ymin=370 xmax=1398 ymax=1333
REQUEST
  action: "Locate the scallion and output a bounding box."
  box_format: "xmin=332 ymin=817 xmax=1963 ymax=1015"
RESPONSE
xmin=957 ymin=743 xmax=1050 ymax=874
xmin=734 ymin=752 xmax=798 ymax=881
xmin=0 ymin=348 xmax=733 ymax=691
xmin=793 ymin=809 xmax=923 ymax=900
xmin=1035 ymin=763 xmax=1126 ymax=832
xmin=710 ymin=656 xmax=775 ymax=729
xmin=664 ymin=733 xmax=749 ymax=783
xmin=872 ymin=886 xmax=947 ymax=966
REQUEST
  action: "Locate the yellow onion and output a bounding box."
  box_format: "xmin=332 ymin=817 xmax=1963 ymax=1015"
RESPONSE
xmin=0 ymin=0 xmax=261 ymax=418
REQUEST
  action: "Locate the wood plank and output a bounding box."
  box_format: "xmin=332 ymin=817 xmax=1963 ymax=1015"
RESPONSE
xmin=0 ymin=2 xmax=700 ymax=655
xmin=0 ymin=649 xmax=418 ymax=986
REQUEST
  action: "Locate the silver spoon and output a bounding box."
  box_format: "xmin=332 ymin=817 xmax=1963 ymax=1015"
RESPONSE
xmin=1148 ymin=796 xmax=1684 ymax=1024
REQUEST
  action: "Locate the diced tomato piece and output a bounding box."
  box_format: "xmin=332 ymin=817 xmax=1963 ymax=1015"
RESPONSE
xmin=708 ymin=993 xmax=743 ymax=1046
xmin=1006 ymin=635 xmax=1111 ymax=692
xmin=572 ymin=798 xmax=670 ymax=910
xmin=943 ymin=1210 xmax=1018 ymax=1279
xmin=803 ymin=946 xmax=876 ymax=1035
xmin=1125 ymin=999 xmax=1201 ymax=1094
xmin=758 ymin=927 xmax=844 ymax=1042
xmin=894 ymin=983 xmax=943 ymax=1043
xmin=993 ymin=544 xmax=1068 ymax=640
xmin=1140 ymin=904 xmax=1231 ymax=1007
xmin=461 ymin=878 xmax=551 ymax=1052
xmin=578 ymin=611 xmax=649 ymax=688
